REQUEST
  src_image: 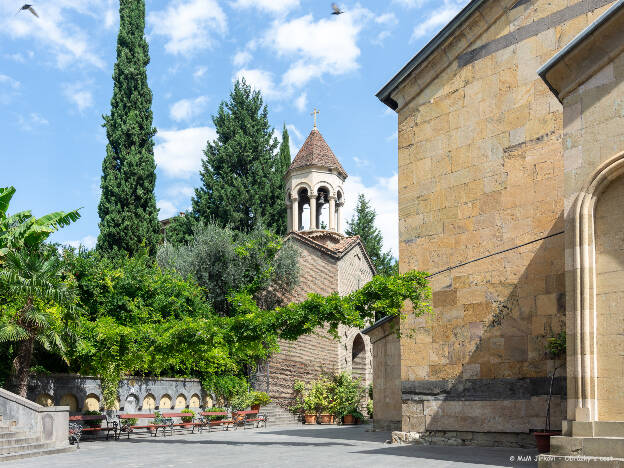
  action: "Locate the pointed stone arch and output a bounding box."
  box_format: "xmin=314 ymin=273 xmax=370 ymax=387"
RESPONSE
xmin=572 ymin=151 xmax=624 ymax=423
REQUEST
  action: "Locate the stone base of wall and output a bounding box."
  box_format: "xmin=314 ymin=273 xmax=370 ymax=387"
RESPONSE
xmin=392 ymin=430 xmax=536 ymax=449
xmin=372 ymin=419 xmax=401 ymax=432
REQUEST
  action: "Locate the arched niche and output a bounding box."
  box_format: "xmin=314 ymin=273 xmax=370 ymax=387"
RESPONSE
xmin=143 ymin=393 xmax=156 ymax=411
xmin=59 ymin=394 xmax=79 ymax=412
xmin=83 ymin=393 xmax=101 ymax=412
xmin=35 ymin=393 xmax=54 ymax=407
xmin=124 ymin=394 xmax=139 ymax=413
xmin=351 ymin=333 xmax=367 ymax=384
xmin=573 ymin=151 xmax=624 ymax=422
xmin=189 ymin=394 xmax=201 ymax=408
xmin=159 ymin=394 xmax=172 ymax=410
xmin=175 ymin=394 xmax=187 ymax=409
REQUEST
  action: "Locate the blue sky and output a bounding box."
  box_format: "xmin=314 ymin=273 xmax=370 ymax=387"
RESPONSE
xmin=0 ymin=0 xmax=469 ymax=257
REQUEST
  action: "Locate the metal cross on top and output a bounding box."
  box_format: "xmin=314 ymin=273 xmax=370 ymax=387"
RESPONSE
xmin=311 ymin=108 xmax=319 ymax=128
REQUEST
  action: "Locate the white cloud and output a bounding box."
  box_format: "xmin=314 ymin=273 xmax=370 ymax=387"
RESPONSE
xmin=232 ymin=0 xmax=299 ymax=14
xmin=193 ymin=66 xmax=207 ymax=79
xmin=344 ymin=173 xmax=398 ymax=257
xmin=18 ymin=113 xmax=49 ymax=131
xmin=149 ymin=0 xmax=227 ymax=55
xmin=166 ymin=185 xmax=195 ymax=198
xmin=353 ymin=156 xmax=370 ymax=168
xmin=235 ymin=68 xmax=281 ymax=100
xmin=233 ymin=50 xmax=252 ymax=67
xmin=286 ymin=124 xmax=302 ymax=141
xmin=154 ymin=126 xmax=217 ymax=178
xmin=157 ymin=200 xmax=179 ymax=219
xmin=264 ymin=7 xmax=371 ymax=89
xmin=294 ymin=92 xmax=307 ymax=112
xmin=170 ymin=96 xmax=209 ymax=122
xmin=375 ymin=13 xmax=398 ymax=26
xmin=0 ymin=74 xmax=20 ymax=89
xmin=0 ymin=1 xmax=106 ymax=69
xmin=411 ymin=0 xmax=467 ymax=41
xmin=63 ymin=82 xmax=94 ymax=112
xmin=65 ymin=235 xmax=97 ymax=250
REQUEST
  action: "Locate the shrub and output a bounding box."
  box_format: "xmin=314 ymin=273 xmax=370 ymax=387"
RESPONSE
xmin=181 ymin=408 xmax=194 ymax=423
xmin=204 ymin=407 xmax=227 ymax=421
xmin=329 ymin=372 xmax=365 ymax=419
xmin=82 ymin=410 xmax=102 ymax=428
xmin=250 ymin=391 xmax=271 ymax=407
xmin=366 ymin=400 xmax=373 ymax=419
xmin=230 ymin=392 xmax=253 ymax=411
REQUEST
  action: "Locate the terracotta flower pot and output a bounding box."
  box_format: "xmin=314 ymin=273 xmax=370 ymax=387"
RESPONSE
xmin=318 ymin=414 xmax=332 ymax=424
xmin=534 ymin=431 xmax=560 ymax=453
xmin=304 ymin=414 xmax=317 ymax=424
xmin=251 ymin=404 xmax=260 ymax=412
xmin=343 ymin=414 xmax=355 ymax=425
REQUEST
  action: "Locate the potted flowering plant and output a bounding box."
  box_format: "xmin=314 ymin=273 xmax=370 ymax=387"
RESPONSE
xmin=534 ymin=332 xmax=566 ymax=453
xmin=181 ymin=409 xmax=195 ymax=428
xmin=250 ymin=391 xmax=271 ymax=412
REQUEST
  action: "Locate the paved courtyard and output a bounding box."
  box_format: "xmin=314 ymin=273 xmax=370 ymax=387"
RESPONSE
xmin=8 ymin=425 xmax=538 ymax=467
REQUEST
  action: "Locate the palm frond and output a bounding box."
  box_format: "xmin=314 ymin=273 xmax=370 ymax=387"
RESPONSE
xmin=0 ymin=187 xmax=16 ymax=218
xmin=0 ymin=323 xmax=29 ymax=342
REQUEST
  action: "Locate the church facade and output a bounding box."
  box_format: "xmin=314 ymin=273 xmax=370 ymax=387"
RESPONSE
xmin=255 ymin=127 xmax=376 ymax=407
xmin=370 ymin=0 xmax=624 ymax=458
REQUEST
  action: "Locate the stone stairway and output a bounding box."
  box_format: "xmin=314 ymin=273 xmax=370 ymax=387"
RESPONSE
xmin=0 ymin=415 xmax=75 ymax=463
xmin=261 ymin=403 xmax=302 ymax=427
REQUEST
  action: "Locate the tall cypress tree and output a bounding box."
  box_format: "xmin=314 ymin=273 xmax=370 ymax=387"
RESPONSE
xmin=97 ymin=0 xmax=160 ymax=257
xmin=276 ymin=124 xmax=291 ymax=234
xmin=192 ymin=79 xmax=282 ymax=233
xmin=346 ymin=194 xmax=397 ymax=276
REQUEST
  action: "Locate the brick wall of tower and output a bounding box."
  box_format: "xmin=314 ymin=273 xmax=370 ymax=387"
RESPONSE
xmin=255 ymin=238 xmax=374 ymax=408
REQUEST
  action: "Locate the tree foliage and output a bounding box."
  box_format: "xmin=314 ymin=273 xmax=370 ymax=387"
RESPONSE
xmin=157 ymin=222 xmax=299 ymax=314
xmin=0 ymin=186 xmax=81 ymax=263
xmin=345 ymin=194 xmax=397 ymax=276
xmin=192 ymin=79 xmax=284 ymax=233
xmin=97 ymin=0 xmax=160 ymax=258
xmin=0 ymin=246 xmax=76 ymax=397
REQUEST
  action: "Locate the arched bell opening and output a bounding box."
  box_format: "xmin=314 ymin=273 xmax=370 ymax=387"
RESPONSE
xmin=297 ymin=187 xmax=310 ymax=231
xmin=316 ymin=187 xmax=330 ymax=230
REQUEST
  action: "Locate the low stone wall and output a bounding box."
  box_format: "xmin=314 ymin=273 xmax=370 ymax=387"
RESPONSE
xmin=27 ymin=374 xmax=207 ymax=414
xmin=0 ymin=387 xmax=69 ymax=448
xmin=392 ymin=430 xmax=536 ymax=449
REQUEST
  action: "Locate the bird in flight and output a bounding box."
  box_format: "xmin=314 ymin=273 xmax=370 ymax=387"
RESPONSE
xmin=331 ymin=3 xmax=344 ymax=15
xmin=17 ymin=4 xmax=39 ymax=18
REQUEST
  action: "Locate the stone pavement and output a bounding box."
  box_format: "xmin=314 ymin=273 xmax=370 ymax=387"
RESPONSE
xmin=5 ymin=425 xmax=539 ymax=467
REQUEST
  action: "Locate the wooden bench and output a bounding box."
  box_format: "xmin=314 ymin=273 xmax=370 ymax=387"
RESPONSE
xmin=161 ymin=412 xmax=202 ymax=434
xmin=117 ymin=413 xmax=171 ymax=439
xmin=68 ymin=414 xmax=116 ymax=446
xmin=199 ymin=411 xmax=233 ymax=432
xmin=233 ymin=411 xmax=268 ymax=430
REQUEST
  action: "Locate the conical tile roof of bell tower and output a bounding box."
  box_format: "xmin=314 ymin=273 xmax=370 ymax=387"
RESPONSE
xmin=287 ymin=128 xmax=348 ymax=178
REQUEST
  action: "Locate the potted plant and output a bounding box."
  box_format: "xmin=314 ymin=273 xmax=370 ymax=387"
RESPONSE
xmin=150 ymin=411 xmax=165 ymax=434
xmin=366 ymin=400 xmax=373 ymax=420
xmin=310 ymin=379 xmax=332 ymax=424
xmin=343 ymin=409 xmax=365 ymax=425
xmin=250 ymin=391 xmax=271 ymax=412
xmin=534 ymin=332 xmax=566 ymax=453
xmin=328 ymin=372 xmax=365 ymax=425
xmin=291 ymin=380 xmax=317 ymax=424
xmin=181 ymin=408 xmax=195 ymax=428
xmin=204 ymin=407 xmax=227 ymax=421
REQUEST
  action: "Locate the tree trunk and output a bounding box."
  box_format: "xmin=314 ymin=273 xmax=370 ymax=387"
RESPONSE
xmin=12 ymin=337 xmax=34 ymax=398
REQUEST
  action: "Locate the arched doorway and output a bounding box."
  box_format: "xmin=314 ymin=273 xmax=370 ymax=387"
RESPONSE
xmin=351 ymin=334 xmax=367 ymax=384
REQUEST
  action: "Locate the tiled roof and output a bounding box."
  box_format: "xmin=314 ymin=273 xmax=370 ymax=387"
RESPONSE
xmin=288 ymin=129 xmax=347 ymax=178
xmin=286 ymin=230 xmax=376 ymax=273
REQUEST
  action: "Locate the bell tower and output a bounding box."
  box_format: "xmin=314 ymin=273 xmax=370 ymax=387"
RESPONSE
xmin=284 ymin=125 xmax=347 ymax=233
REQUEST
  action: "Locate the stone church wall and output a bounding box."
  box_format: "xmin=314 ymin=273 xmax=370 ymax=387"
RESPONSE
xmin=387 ymin=0 xmax=617 ymax=439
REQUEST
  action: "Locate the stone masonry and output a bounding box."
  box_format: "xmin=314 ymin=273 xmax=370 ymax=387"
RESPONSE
xmin=370 ymin=0 xmax=623 ymax=447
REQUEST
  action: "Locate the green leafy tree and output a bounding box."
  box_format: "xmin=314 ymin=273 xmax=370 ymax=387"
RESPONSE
xmin=276 ymin=124 xmax=291 ymax=235
xmin=345 ymin=194 xmax=397 ymax=276
xmin=157 ymin=222 xmax=299 ymax=314
xmin=0 ymin=186 xmax=81 ymax=262
xmin=192 ymin=79 xmax=283 ymax=233
xmin=97 ymin=0 xmax=160 ymax=258
xmin=0 ymin=247 xmax=75 ymax=397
